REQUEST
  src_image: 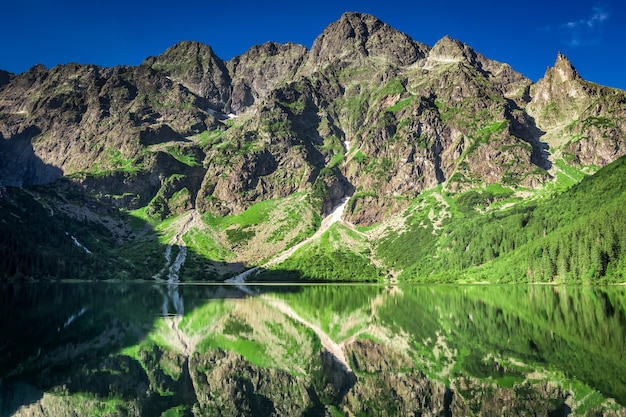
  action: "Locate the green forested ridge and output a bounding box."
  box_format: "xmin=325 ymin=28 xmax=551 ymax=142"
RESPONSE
xmin=1 ymin=187 xmax=117 ymax=280
xmin=378 ymin=155 xmax=626 ymax=283
xmin=0 ymin=184 xmax=167 ymax=281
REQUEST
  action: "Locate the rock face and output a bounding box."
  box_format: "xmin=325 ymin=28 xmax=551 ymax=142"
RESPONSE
xmin=303 ymin=12 xmax=429 ymax=73
xmin=1 ymin=12 xmax=625 ymax=221
xmin=342 ymin=339 xmax=449 ymax=416
xmin=528 ymin=53 xmax=626 ymax=167
xmin=189 ymin=350 xmax=316 ymax=416
xmin=143 ymin=41 xmax=232 ymax=111
xmin=228 ymin=42 xmax=308 ymax=112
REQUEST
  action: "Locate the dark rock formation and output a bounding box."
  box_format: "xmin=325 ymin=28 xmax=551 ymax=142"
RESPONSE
xmin=228 ymin=42 xmax=308 ymax=113
xmin=143 ymin=41 xmax=232 ymax=111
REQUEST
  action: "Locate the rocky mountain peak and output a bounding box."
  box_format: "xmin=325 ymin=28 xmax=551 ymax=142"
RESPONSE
xmin=144 ymin=41 xmax=220 ymax=72
xmin=426 ymin=35 xmax=480 ymax=67
xmin=422 ymin=35 xmax=531 ymax=104
xmin=227 ymin=42 xmax=308 ymax=112
xmin=334 ymin=11 xmax=386 ymax=36
xmin=533 ymin=52 xmax=580 ymax=91
xmin=144 ymin=40 xmax=231 ymax=109
xmin=232 ymin=41 xmax=304 ymax=62
xmin=529 ymin=52 xmax=585 ymax=109
xmin=552 ymin=52 xmax=579 ymax=82
xmin=430 ymin=35 xmax=465 ymax=58
xmin=1 ymin=12 xmax=624 ymax=226
xmin=305 ymin=12 xmax=428 ymax=72
xmin=528 ymin=51 xmax=626 ymax=166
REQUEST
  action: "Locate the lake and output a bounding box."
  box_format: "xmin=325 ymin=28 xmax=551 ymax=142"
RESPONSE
xmin=1 ymin=282 xmax=625 ymax=416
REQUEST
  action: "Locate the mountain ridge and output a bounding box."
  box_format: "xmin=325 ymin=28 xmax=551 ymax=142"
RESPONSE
xmin=1 ymin=11 xmax=625 ymax=282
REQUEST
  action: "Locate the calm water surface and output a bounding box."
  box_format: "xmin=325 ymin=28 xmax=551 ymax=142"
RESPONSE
xmin=1 ymin=282 xmax=625 ymax=415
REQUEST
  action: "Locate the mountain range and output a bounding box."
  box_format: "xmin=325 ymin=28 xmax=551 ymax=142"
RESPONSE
xmin=1 ymin=12 xmax=625 ymax=283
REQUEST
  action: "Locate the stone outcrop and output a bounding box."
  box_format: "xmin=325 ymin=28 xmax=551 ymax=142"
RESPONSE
xmin=228 ymin=42 xmax=308 ymax=113
xmin=143 ymin=41 xmax=232 ymax=111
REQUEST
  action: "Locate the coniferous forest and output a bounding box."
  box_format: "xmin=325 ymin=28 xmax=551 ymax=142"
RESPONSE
xmin=376 ymin=155 xmax=626 ymax=283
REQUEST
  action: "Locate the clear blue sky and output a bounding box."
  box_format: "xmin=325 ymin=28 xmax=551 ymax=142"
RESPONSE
xmin=2 ymin=0 xmax=625 ymax=90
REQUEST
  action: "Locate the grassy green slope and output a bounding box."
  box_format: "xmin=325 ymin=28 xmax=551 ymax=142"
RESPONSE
xmin=376 ymin=155 xmax=626 ymax=283
xmin=259 ymin=222 xmax=386 ymax=282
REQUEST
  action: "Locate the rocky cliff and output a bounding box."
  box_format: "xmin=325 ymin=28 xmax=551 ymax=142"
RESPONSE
xmin=527 ymin=52 xmax=626 ymax=167
xmin=1 ymin=12 xmax=625 ymax=222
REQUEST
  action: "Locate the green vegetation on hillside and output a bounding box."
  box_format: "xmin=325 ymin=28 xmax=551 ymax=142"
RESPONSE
xmin=3 ymin=156 xmax=626 ymax=283
xmin=259 ymin=223 xmax=385 ymax=282
xmin=377 ymin=155 xmax=626 ymax=283
xmin=0 ymin=186 xmax=154 ymax=280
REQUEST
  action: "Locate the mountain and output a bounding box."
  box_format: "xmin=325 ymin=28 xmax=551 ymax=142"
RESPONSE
xmin=1 ymin=12 xmax=626 ymax=282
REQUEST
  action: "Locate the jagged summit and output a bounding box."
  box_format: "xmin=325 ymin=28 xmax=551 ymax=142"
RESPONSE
xmin=530 ymin=52 xmax=585 ymax=107
xmin=530 ymin=53 xmax=582 ymax=105
xmin=551 ymin=52 xmax=580 ymax=82
xmin=305 ymin=12 xmax=428 ymax=71
xmin=143 ymin=40 xmax=231 ymax=107
xmin=527 ymin=50 xmax=625 ymax=166
xmin=427 ymin=35 xmax=471 ymax=63
xmin=421 ymin=34 xmax=531 ymax=102
xmin=227 ymin=41 xmax=307 ymax=112
xmin=231 ymin=41 xmax=306 ymax=62
xmin=143 ymin=41 xmax=223 ymax=73
xmin=425 ymin=35 xmax=500 ymax=73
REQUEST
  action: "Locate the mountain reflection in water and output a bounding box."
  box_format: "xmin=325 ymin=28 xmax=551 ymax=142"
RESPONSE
xmin=1 ymin=283 xmax=625 ymax=416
